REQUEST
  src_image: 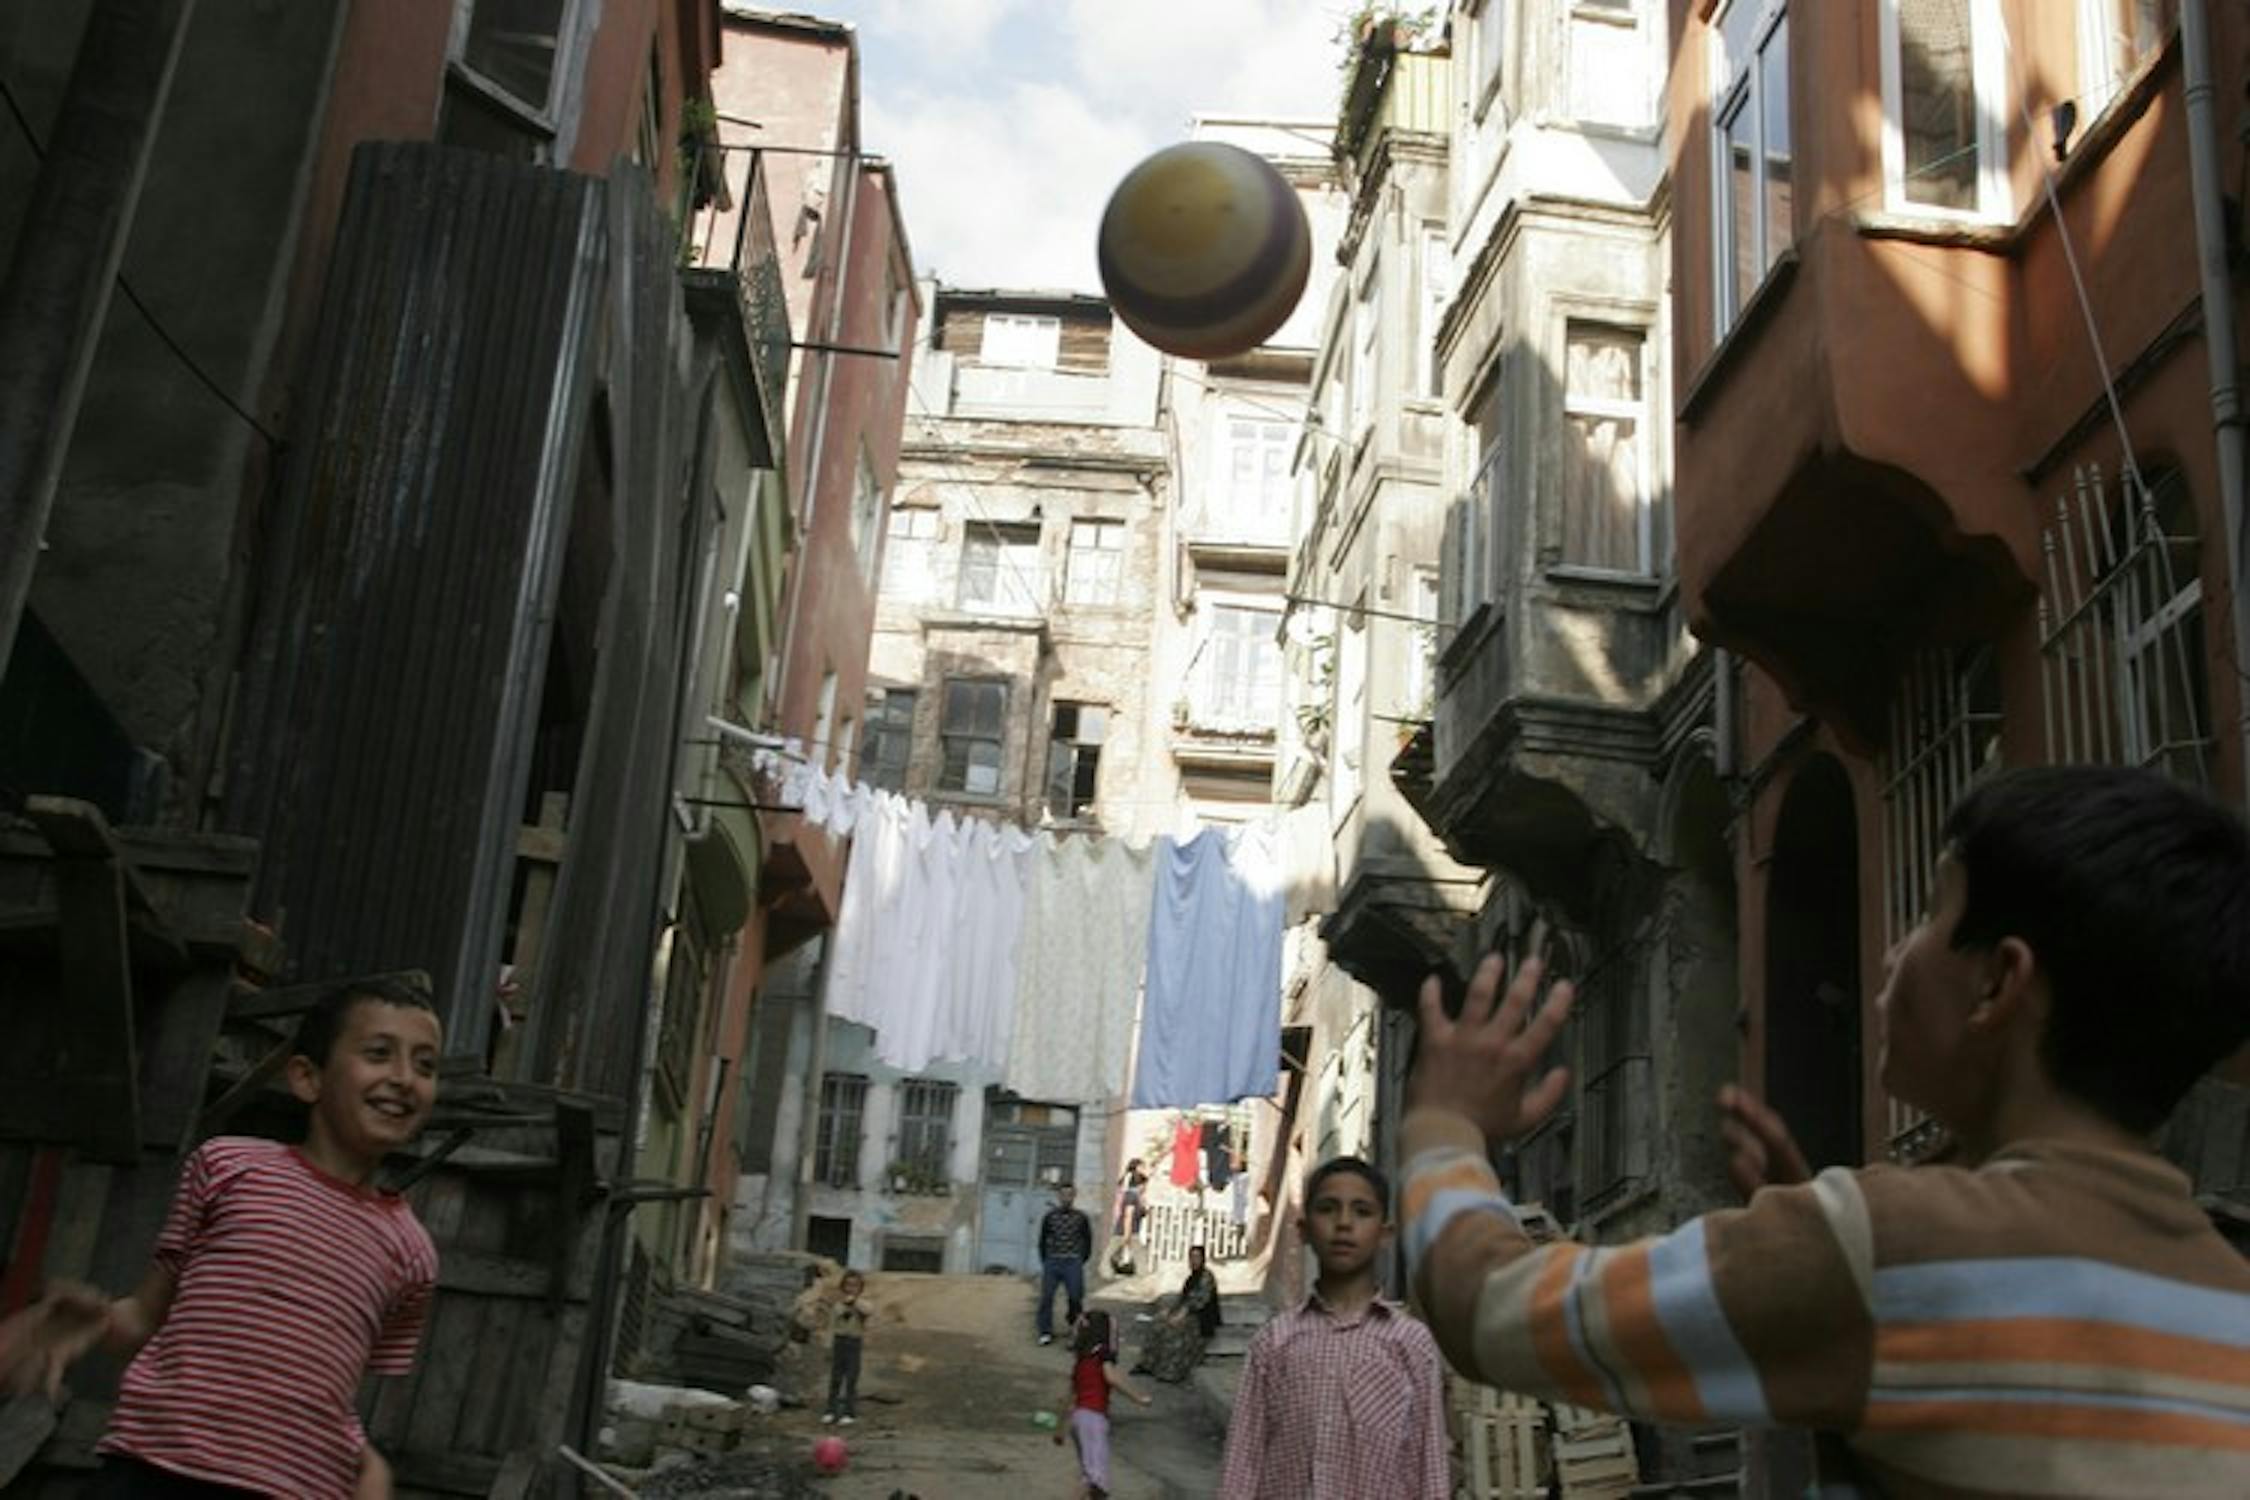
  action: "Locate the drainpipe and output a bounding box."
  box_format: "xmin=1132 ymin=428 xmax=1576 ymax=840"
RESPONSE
xmin=1713 ymin=647 xmax=1738 ymax=780
xmin=2181 ymin=0 xmax=2250 ymax=804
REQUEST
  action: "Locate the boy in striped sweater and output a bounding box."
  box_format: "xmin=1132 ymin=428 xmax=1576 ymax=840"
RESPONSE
xmin=1403 ymin=766 xmax=2250 ymax=1497
xmin=6 ymin=978 xmax=441 ymax=1500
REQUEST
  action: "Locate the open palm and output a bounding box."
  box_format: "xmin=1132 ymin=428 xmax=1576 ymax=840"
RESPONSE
xmin=1406 ymin=952 xmax=1575 ymax=1145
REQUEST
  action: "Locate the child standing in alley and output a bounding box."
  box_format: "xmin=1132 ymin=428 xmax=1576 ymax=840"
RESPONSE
xmin=1055 ymin=1310 xmax=1150 ymax=1499
xmin=821 ymin=1269 xmax=871 ymax=1426
xmin=4 ymin=977 xmax=442 ymax=1500
xmin=1216 ymin=1157 xmax=1450 ymax=1500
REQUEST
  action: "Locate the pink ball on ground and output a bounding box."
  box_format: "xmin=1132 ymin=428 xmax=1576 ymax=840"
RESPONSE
xmin=811 ymin=1435 xmax=849 ymax=1474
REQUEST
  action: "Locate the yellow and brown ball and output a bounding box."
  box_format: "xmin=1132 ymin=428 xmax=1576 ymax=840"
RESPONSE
xmin=1097 ymin=142 xmax=1312 ymax=361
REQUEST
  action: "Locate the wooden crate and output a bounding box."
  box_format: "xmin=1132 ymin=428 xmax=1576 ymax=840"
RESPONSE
xmin=1554 ymin=1422 xmax=1637 ymax=1498
xmin=1447 ymin=1379 xmax=1547 ymax=1500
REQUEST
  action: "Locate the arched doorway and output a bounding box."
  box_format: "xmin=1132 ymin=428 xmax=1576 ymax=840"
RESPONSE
xmin=1764 ymin=756 xmax=1862 ymax=1172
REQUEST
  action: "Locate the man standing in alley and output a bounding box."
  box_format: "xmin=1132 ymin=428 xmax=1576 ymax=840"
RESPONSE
xmin=1035 ymin=1183 xmax=1094 ymax=1346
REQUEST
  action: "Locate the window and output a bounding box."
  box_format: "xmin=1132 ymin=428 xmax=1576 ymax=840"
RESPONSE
xmin=1444 ymin=371 xmax=1502 ymax=630
xmin=834 ymin=717 xmax=857 ymax=781
xmin=896 ymin=1079 xmax=958 ymax=1187
xmin=1350 ymin=274 xmax=1379 ymax=436
xmin=1561 ymin=324 xmax=1653 ymax=573
xmin=814 ymin=1072 xmax=868 ymax=1189
xmin=939 ymin=679 xmax=1009 ymax=795
xmin=460 ymin=0 xmax=573 ymax=115
xmin=883 ymin=257 xmax=911 ymax=353
xmin=2078 ymin=0 xmax=2175 ymax=120
xmin=2039 ymin=465 xmax=2211 ymax=786
xmin=1223 ymin=419 xmax=1295 ymax=529
xmin=1880 ymin=0 xmax=2005 ymax=218
xmin=1882 ymin=645 xmax=2001 ymax=1156
xmin=851 ymin=449 xmax=884 ymax=583
xmin=1404 ymin=568 xmax=1441 ymax=717
xmin=1198 ymin=605 xmax=1283 ymax=728
xmin=1065 ymin=519 xmax=1125 ymax=606
xmin=883 ymin=506 xmax=941 ymax=599
xmin=812 ymin=671 xmax=840 ymax=768
xmin=981 ymin=313 xmax=1061 ymax=369
xmin=958 ymin=521 xmax=1043 ymax=615
xmin=1417 ymin=228 xmax=1448 ymax=401
xmin=1044 ymin=702 xmax=1108 ymax=820
xmin=1333 ymin=612 xmax=1368 ymax=816
xmin=1578 ymin=939 xmax=1653 ymax=1213
xmin=1475 ymin=0 xmax=1509 ymax=115
xmin=864 ymin=688 xmax=917 ymax=792
xmin=1570 ymin=0 xmax=1648 ymax=128
xmin=1712 ymin=0 xmax=1792 ymax=334
xmin=632 ymin=43 xmax=662 ymax=171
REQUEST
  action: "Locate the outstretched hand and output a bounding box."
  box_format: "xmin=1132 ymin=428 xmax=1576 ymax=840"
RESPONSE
xmin=1717 ymin=1084 xmax=1811 ymax=1199
xmin=1407 ymin=952 xmax=1575 ymax=1146
xmin=0 ymin=1284 xmax=111 ymax=1400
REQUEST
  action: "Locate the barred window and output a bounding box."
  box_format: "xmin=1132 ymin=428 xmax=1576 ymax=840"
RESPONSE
xmin=1881 ymin=644 xmax=2002 ymax=1158
xmin=896 ymin=1079 xmax=959 ymax=1188
xmin=815 ymin=1073 xmax=868 ymax=1189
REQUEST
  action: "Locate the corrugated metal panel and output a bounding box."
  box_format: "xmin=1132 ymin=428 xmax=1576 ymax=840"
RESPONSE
xmin=225 ymin=141 xmax=607 ymax=1060
xmin=1388 ymin=51 xmax=1454 ymax=139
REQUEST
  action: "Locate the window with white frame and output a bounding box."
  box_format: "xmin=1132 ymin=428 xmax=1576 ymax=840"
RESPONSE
xmin=459 ymin=0 xmax=574 ymax=116
xmin=1198 ymin=605 xmax=1283 ymax=728
xmin=2038 ymin=465 xmax=2211 ymax=786
xmin=1561 ymin=323 xmax=1654 ymax=574
xmin=1350 ymin=273 xmax=1380 ymax=436
xmin=938 ymin=678 xmax=1009 ymax=795
xmin=883 ymin=257 xmax=911 ymax=352
xmin=1570 ymin=0 xmax=1649 ymax=129
xmin=864 ymin=688 xmax=917 ymax=792
xmin=884 ymin=505 xmax=941 ymax=599
xmin=1043 ymin=702 xmax=1108 ymax=820
xmin=1881 ymin=644 xmax=2002 ymax=1155
xmin=1065 ymin=518 xmax=1125 ymax=606
xmin=958 ymin=521 xmax=1043 ymax=615
xmin=851 ymin=449 xmax=884 ymax=583
xmin=981 ymin=313 xmax=1061 ymax=369
xmin=1418 ymin=228 xmax=1449 ymax=401
xmin=1404 ymin=567 xmax=1442 ymax=717
xmin=1443 ymin=369 xmax=1503 ymax=631
xmin=1475 ymin=0 xmax=1509 ymax=117
xmin=2077 ymin=0 xmax=2175 ymax=122
xmin=1223 ymin=418 xmax=1295 ymax=529
xmin=1881 ymin=0 xmax=2006 ymax=218
xmin=1334 ymin=609 xmax=1369 ymax=818
xmin=1712 ymin=0 xmax=1792 ymax=335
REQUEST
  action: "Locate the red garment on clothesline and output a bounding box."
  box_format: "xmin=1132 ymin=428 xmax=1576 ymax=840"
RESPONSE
xmin=1170 ymin=1117 xmax=1201 ymax=1188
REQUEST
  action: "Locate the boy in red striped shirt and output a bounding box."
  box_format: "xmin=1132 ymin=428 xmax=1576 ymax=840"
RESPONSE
xmin=8 ymin=977 xmax=442 ymax=1500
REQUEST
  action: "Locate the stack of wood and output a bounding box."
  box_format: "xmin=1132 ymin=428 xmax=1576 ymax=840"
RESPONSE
xmin=656 ymin=1400 xmax=750 ymax=1458
xmin=1551 ymin=1404 xmax=1639 ymax=1498
xmin=652 ymin=1287 xmax=773 ymax=1395
xmin=1446 ymin=1376 xmax=1548 ymax=1500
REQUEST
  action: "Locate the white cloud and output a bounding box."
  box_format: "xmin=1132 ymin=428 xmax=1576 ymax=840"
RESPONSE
xmin=837 ymin=1 xmax=1350 ymax=290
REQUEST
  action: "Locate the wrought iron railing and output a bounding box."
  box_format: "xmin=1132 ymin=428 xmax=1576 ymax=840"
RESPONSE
xmin=679 ymin=140 xmax=792 ymax=459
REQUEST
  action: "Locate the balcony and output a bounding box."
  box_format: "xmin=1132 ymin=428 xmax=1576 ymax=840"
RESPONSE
xmin=678 ymin=142 xmax=792 ymax=469
xmin=951 ymin=360 xmax=1111 ymax=422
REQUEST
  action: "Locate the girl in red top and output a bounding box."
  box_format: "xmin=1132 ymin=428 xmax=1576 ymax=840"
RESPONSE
xmin=1054 ymin=1310 xmax=1149 ymax=1498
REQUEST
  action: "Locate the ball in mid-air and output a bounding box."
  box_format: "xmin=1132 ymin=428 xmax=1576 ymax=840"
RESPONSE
xmin=811 ymin=1435 xmax=848 ymax=1474
xmin=1097 ymin=142 xmax=1312 ymax=360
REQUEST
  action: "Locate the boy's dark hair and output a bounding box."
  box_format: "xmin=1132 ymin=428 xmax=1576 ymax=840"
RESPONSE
xmin=1944 ymin=766 xmax=2250 ymax=1134
xmin=291 ymin=976 xmax=438 ymax=1068
xmin=1073 ymin=1308 xmax=1114 ymax=1358
xmin=1304 ymin=1155 xmax=1390 ymax=1217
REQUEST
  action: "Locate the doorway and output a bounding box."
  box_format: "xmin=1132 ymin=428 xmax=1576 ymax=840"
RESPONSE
xmin=1764 ymin=756 xmax=1863 ymax=1173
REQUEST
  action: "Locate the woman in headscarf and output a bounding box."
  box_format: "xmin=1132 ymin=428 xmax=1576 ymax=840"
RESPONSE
xmin=1134 ymin=1244 xmax=1220 ymax=1383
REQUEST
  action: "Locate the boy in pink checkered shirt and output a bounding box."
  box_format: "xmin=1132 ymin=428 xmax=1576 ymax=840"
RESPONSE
xmin=1216 ymin=1156 xmax=1450 ymax=1500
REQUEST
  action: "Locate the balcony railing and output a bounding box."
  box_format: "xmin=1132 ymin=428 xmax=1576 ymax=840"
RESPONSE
xmin=679 ymin=141 xmax=791 ymax=454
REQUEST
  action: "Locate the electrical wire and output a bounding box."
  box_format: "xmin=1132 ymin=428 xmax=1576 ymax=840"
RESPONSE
xmin=0 ymin=71 xmax=283 ymax=450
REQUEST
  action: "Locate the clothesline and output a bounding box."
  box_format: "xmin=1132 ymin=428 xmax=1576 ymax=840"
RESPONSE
xmin=786 ymin=746 xmax=1288 ymax=1111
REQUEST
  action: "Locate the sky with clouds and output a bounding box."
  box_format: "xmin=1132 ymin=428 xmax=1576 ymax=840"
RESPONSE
xmin=804 ymin=0 xmax=1355 ymax=293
